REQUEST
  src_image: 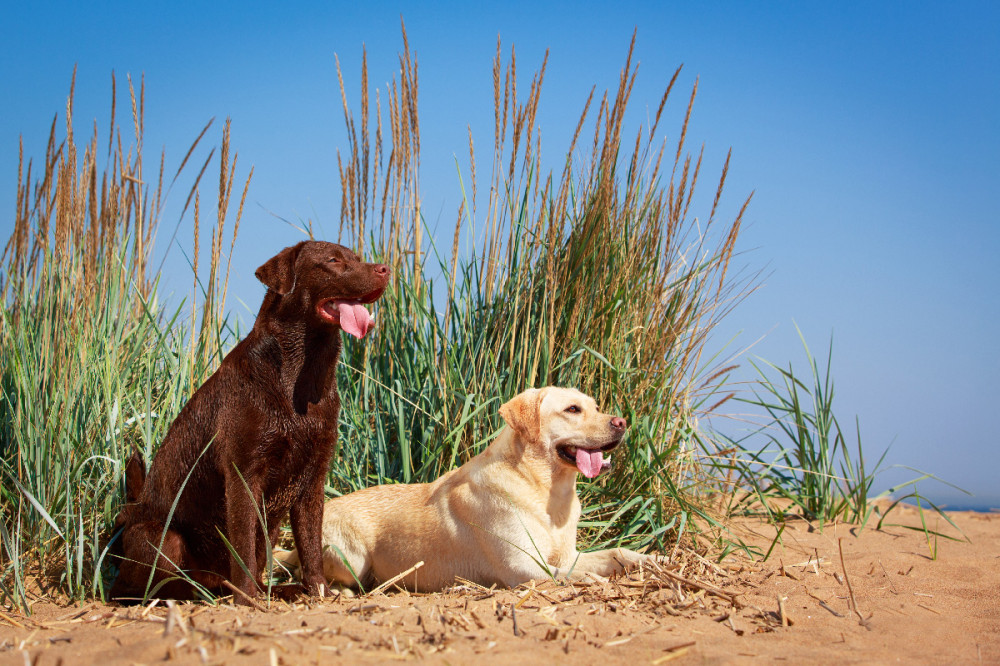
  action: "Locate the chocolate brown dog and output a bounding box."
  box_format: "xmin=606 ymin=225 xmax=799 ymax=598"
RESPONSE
xmin=109 ymin=241 xmax=388 ymax=603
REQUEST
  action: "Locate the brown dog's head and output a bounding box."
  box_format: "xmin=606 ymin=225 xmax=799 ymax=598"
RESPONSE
xmin=499 ymin=387 xmax=627 ymax=479
xmin=255 ymin=241 xmax=389 ymax=338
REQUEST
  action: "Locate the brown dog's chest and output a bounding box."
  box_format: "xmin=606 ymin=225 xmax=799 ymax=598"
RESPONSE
xmin=258 ymin=406 xmax=337 ymax=493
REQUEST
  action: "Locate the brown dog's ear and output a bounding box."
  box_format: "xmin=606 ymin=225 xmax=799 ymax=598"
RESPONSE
xmin=123 ymin=451 xmax=146 ymax=504
xmin=255 ymin=242 xmax=305 ymax=295
xmin=498 ymin=388 xmax=544 ymax=442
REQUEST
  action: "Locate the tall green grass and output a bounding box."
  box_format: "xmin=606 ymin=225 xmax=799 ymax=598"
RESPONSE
xmin=1 ymin=33 xmax=751 ymax=611
xmin=330 ymin=32 xmax=751 ymax=551
xmin=0 ymin=73 xmax=248 ymax=608
xmin=715 ymin=326 xmax=967 ymax=541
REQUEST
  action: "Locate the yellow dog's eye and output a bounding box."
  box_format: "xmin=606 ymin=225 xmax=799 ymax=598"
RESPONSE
xmin=565 ymin=405 xmax=581 ymax=414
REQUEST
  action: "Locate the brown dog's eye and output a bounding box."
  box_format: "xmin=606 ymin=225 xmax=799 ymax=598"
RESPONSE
xmin=328 ymin=257 xmax=340 ymax=264
xmin=565 ymin=405 xmax=581 ymax=414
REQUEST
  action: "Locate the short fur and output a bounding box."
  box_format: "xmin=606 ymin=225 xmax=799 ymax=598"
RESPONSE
xmin=280 ymin=387 xmax=655 ymax=591
xmin=110 ymin=241 xmax=388 ymax=603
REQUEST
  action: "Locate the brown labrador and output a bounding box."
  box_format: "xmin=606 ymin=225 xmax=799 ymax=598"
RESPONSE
xmin=109 ymin=241 xmax=388 ymax=604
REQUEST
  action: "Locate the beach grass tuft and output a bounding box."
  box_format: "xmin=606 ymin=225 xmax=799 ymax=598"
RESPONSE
xmin=1 ymin=28 xmax=945 ymax=611
xmin=0 ymin=71 xmax=247 ymax=608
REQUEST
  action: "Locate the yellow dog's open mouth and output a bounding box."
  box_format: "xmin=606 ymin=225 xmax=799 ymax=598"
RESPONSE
xmin=557 ymin=440 xmax=619 ymax=478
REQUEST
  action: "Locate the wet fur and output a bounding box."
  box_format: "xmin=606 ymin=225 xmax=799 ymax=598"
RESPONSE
xmin=109 ymin=241 xmax=387 ymax=603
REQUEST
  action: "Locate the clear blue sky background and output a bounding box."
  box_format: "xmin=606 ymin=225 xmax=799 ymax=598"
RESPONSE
xmin=2 ymin=2 xmax=997 ymax=507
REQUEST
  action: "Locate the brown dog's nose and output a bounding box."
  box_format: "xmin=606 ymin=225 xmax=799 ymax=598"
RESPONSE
xmin=372 ymin=263 xmax=389 ymax=275
xmin=610 ymin=416 xmax=627 ymax=431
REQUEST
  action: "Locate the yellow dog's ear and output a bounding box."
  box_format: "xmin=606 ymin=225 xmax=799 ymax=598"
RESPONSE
xmin=255 ymin=241 xmax=305 ymax=295
xmin=499 ymin=388 xmax=544 ymax=442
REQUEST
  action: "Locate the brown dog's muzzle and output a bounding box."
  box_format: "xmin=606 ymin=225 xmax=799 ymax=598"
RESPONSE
xmin=316 ymin=263 xmax=390 ymax=338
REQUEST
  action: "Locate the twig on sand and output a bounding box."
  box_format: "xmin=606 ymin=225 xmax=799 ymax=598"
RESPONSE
xmin=514 ymin=587 xmax=535 ymax=609
xmin=164 ymin=600 xmax=189 ymax=637
xmin=510 ymin=602 xmax=522 ymax=637
xmin=649 ymin=559 xmax=739 ymax=607
xmin=878 ymin=559 xmax=898 ymax=594
xmin=803 ymin=585 xmax=845 ymax=618
xmin=604 ymin=636 xmax=633 ymax=647
xmin=776 ymin=595 xmax=790 ymax=627
xmin=370 ymin=561 xmax=424 ymax=596
xmin=140 ymin=598 xmax=160 ymax=618
xmin=347 ymin=604 xmax=381 ymax=614
xmin=222 ymin=581 xmax=267 ymax=612
xmin=779 ymin=559 xmax=800 ymax=580
xmin=838 ymin=538 xmax=872 ymax=630
xmin=917 ymin=603 xmax=941 ymax=615
xmin=0 ymin=609 xmax=25 ymax=629
xmin=652 ymin=641 xmax=696 ymax=663
xmin=819 ymin=600 xmax=844 ymax=618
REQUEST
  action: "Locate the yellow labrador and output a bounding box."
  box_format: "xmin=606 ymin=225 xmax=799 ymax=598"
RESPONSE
xmin=280 ymin=387 xmax=655 ymax=591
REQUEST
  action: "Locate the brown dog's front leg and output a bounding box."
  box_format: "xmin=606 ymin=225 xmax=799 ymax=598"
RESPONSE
xmin=290 ymin=475 xmax=327 ymax=596
xmin=225 ymin=472 xmax=262 ymax=603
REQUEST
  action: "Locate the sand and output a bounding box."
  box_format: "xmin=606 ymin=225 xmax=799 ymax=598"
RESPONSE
xmin=1 ymin=503 xmax=997 ymax=665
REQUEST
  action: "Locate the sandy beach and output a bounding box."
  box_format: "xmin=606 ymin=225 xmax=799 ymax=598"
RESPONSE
xmin=0 ymin=503 xmax=996 ymax=665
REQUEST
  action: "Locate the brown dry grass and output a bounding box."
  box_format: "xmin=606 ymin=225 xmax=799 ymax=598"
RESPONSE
xmin=2 ymin=68 xmax=249 ymax=386
xmin=330 ymin=25 xmax=756 ymax=543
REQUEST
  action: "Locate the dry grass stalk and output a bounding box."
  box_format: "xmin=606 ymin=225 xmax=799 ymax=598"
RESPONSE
xmin=777 ymin=594 xmax=789 ymax=626
xmin=221 ymin=581 xmax=266 ymax=612
xmin=837 ymin=537 xmax=873 ymax=629
xmin=368 ymin=561 xmax=425 ymax=596
xmin=1 ymin=71 xmax=250 ymax=607
xmin=326 ymin=26 xmax=755 ymax=540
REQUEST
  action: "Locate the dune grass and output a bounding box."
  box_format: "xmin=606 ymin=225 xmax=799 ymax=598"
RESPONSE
xmin=0 ymin=32 xmax=780 ymax=612
xmin=0 ymin=72 xmax=249 ymax=608
xmin=330 ymin=31 xmax=751 ymax=553
xmin=713 ymin=326 xmax=967 ymax=547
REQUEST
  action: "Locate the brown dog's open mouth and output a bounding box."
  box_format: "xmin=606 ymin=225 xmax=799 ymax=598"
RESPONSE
xmin=317 ymin=287 xmax=386 ymax=339
xmin=557 ymin=440 xmax=620 ymax=479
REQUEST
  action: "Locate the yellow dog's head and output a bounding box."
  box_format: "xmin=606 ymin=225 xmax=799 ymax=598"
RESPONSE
xmin=499 ymin=387 xmax=627 ymax=479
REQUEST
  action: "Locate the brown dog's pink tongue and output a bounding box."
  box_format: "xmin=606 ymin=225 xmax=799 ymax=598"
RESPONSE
xmin=575 ymin=448 xmax=604 ymax=479
xmin=337 ymin=302 xmax=374 ymax=339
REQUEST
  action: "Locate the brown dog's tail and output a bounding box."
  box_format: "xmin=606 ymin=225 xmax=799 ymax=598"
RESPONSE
xmin=108 ymin=449 xmax=146 ymax=561
xmin=123 ymin=449 xmax=146 ymax=503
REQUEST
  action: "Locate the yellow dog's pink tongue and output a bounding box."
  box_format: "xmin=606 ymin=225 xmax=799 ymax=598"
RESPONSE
xmin=575 ymin=448 xmax=604 ymax=479
xmin=337 ymin=302 xmax=374 ymax=339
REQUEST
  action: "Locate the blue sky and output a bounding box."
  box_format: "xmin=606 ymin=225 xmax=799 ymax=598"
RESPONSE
xmin=2 ymin=2 xmax=997 ymax=507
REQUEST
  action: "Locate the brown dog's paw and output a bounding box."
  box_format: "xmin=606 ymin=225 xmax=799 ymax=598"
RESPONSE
xmin=304 ymin=578 xmax=331 ymax=598
xmin=269 ymin=583 xmax=308 ymax=602
xmin=266 ymin=580 xmax=331 ymax=602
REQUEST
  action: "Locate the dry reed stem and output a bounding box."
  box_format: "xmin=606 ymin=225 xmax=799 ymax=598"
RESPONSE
xmin=369 ymin=561 xmax=425 ymax=596
xmin=221 ymin=581 xmax=267 ymax=612
xmin=327 ymin=27 xmax=751 ymax=531
xmin=3 ymin=70 xmax=246 ymax=532
xmin=838 ymin=538 xmax=868 ymax=627
xmin=0 ymin=609 xmax=26 ymax=629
